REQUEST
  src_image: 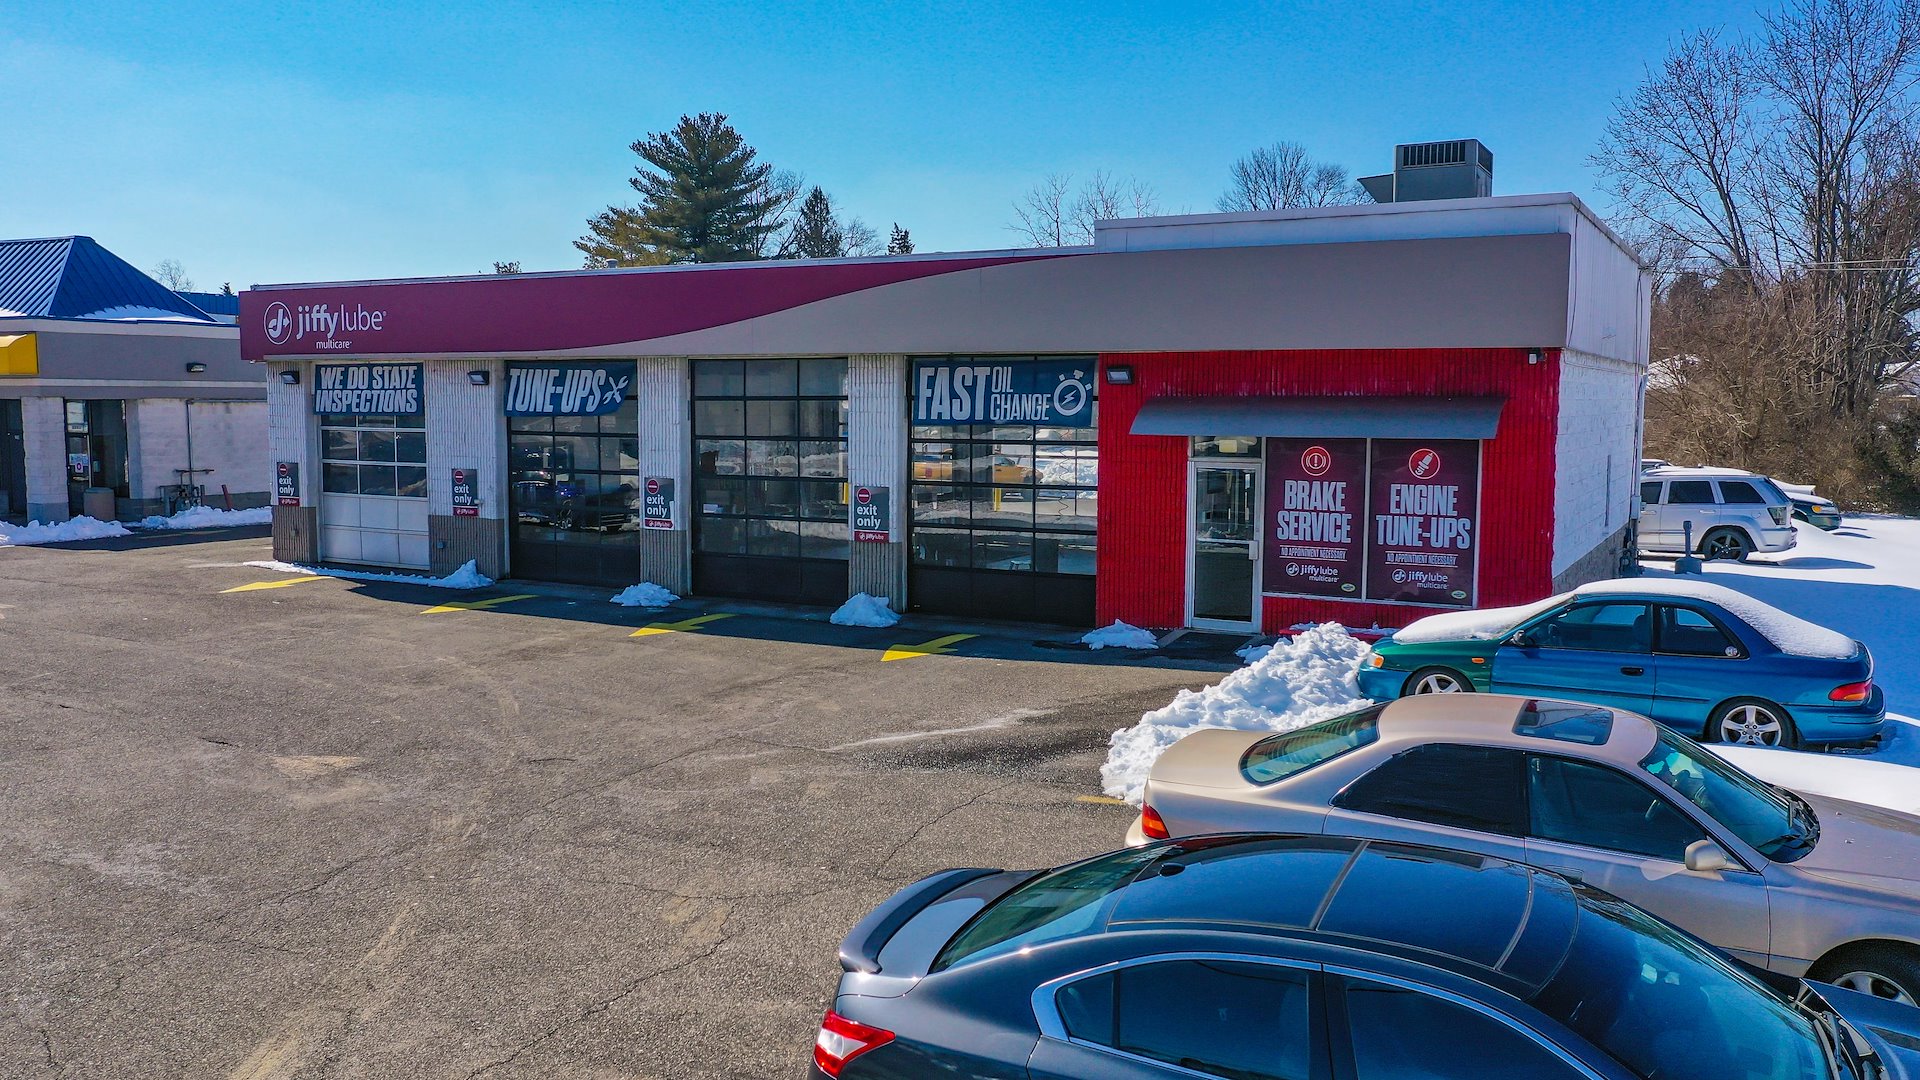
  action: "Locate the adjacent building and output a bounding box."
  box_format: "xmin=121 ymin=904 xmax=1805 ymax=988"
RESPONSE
xmin=0 ymin=236 xmax=268 ymax=523
xmin=242 ymin=190 xmax=1649 ymax=632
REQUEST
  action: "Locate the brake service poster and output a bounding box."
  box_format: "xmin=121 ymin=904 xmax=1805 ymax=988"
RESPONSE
xmin=1364 ymin=439 xmax=1480 ymax=605
xmin=1264 ymin=438 xmax=1366 ymax=599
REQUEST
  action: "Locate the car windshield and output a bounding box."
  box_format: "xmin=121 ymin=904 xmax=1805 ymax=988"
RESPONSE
xmin=1639 ymin=728 xmax=1814 ymax=862
xmin=1241 ymin=705 xmax=1385 ymax=785
xmin=1531 ymin=888 xmax=1828 ymax=1079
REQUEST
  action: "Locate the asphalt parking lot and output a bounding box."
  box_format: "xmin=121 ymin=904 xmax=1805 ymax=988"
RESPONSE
xmin=0 ymin=528 xmax=1240 ymax=1078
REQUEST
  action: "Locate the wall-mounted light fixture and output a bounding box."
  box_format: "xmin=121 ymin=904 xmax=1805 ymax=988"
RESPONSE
xmin=1105 ymin=365 xmax=1135 ymax=385
xmin=468 ymin=370 xmax=491 ymax=386
xmin=278 ymin=370 xmax=300 ymax=385
xmin=185 ymin=362 xmax=208 ymax=373
xmin=1527 ymin=349 xmax=1544 ymax=365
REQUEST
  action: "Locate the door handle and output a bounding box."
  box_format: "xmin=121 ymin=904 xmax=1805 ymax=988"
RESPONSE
xmin=1621 ymin=666 xmax=1645 ymax=676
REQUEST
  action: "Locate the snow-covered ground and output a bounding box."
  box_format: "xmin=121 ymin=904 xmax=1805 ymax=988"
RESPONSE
xmin=137 ymin=506 xmax=272 ymax=529
xmin=0 ymin=516 xmax=131 ymax=546
xmin=1103 ymin=518 xmax=1920 ymax=811
xmin=244 ymin=559 xmax=494 ymax=590
xmin=1082 ymin=620 xmax=1159 ymax=650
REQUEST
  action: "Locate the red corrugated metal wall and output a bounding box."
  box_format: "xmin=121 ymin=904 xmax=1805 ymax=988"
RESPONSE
xmin=1096 ymin=349 xmax=1560 ymax=632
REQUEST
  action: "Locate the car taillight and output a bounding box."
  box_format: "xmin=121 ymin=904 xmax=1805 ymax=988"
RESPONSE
xmin=814 ymin=1010 xmax=894 ymax=1077
xmin=1830 ymin=680 xmax=1872 ymax=702
xmin=1140 ymin=804 xmax=1171 ymax=840
xmin=1769 ymin=505 xmax=1791 ymax=525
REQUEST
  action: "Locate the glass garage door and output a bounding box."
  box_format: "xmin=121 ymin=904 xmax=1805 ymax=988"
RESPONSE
xmin=507 ymin=396 xmax=642 ymax=586
xmin=691 ymin=358 xmax=850 ymax=605
xmin=319 ymin=410 xmax=429 ymax=569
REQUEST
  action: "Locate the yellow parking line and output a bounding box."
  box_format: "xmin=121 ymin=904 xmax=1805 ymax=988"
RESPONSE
xmin=631 ymin=613 xmax=735 ymax=637
xmin=881 ymin=633 xmax=977 ymax=662
xmin=221 ymin=576 xmax=328 ymax=593
xmin=420 ymin=594 xmax=537 ymax=615
xmin=1076 ymin=795 xmax=1129 ymax=806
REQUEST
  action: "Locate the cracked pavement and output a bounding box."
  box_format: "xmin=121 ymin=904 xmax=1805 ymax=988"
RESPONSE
xmin=0 ymin=530 xmax=1227 ymax=1077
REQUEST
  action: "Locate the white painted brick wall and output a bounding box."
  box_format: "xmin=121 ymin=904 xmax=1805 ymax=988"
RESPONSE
xmin=127 ymin=399 xmax=270 ymax=500
xmin=267 ymin=364 xmax=313 ymax=502
xmin=424 ymin=360 xmax=504 ymax=518
xmin=1553 ymin=349 xmax=1643 ymax=576
xmin=20 ymin=396 xmax=68 ymax=520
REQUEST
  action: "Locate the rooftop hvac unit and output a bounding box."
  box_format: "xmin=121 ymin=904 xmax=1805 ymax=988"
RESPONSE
xmin=1358 ymin=140 xmax=1494 ymax=203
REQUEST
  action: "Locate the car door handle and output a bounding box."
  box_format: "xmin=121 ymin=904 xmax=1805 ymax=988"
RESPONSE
xmin=1621 ymin=666 xmax=1645 ymax=676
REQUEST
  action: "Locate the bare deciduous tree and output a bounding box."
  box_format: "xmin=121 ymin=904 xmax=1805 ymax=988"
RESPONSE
xmin=151 ymin=259 xmax=193 ymax=292
xmin=1218 ymin=142 xmax=1364 ymax=211
xmin=1010 ymin=172 xmax=1160 ymax=247
xmin=1010 ymin=173 xmax=1074 ymax=247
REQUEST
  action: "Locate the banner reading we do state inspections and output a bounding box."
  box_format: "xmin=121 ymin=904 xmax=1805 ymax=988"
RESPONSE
xmin=313 ymin=363 xmax=423 ymax=416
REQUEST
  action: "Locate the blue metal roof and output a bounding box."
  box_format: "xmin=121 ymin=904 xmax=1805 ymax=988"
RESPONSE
xmin=0 ymin=236 xmax=217 ymax=322
xmin=176 ymin=290 xmax=240 ymax=316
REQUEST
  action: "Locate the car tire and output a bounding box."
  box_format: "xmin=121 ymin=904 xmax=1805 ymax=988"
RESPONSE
xmin=1810 ymin=944 xmax=1920 ymax=1008
xmin=1700 ymin=527 xmax=1752 ymax=561
xmin=1406 ymin=667 xmax=1473 ymax=696
xmin=1709 ymin=698 xmax=1798 ymax=749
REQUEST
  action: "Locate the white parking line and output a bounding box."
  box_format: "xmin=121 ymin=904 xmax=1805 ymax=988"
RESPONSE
xmin=827 ymin=708 xmax=1050 ymax=751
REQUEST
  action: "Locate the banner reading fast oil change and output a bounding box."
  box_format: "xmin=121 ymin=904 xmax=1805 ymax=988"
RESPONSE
xmin=1365 ymin=439 xmax=1481 ymax=606
xmin=911 ymin=358 xmax=1094 ymax=427
xmin=1264 ymin=438 xmax=1367 ymax=599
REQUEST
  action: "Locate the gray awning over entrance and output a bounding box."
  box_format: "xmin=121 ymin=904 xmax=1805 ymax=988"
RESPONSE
xmin=1129 ymin=395 xmax=1505 ymax=439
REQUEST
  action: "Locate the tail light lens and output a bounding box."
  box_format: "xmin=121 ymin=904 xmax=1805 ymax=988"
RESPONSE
xmin=1140 ymin=805 xmax=1171 ymax=840
xmin=1830 ymin=680 xmax=1873 ymax=702
xmin=1769 ymin=505 xmax=1791 ymax=525
xmin=814 ymin=1010 xmax=894 ymax=1076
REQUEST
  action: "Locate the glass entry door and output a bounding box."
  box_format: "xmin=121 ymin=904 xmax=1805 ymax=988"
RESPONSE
xmin=1189 ymin=463 xmax=1260 ymax=629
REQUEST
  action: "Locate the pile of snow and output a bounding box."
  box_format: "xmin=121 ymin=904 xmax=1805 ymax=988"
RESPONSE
xmin=137 ymin=506 xmax=273 ymax=530
xmin=1082 ymin=621 xmax=1158 ymax=650
xmin=243 ymin=559 xmax=494 ymax=590
xmin=610 ymin=582 xmax=679 ymax=609
xmin=830 ymin=593 xmax=901 ymax=628
xmin=1101 ymin=622 xmax=1373 ymax=804
xmin=0 ymin=516 xmax=131 ymax=546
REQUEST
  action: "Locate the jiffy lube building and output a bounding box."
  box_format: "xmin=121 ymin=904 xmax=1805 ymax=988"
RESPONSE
xmin=243 ymin=180 xmax=1649 ymax=632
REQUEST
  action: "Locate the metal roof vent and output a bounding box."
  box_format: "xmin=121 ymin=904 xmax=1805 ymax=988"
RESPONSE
xmin=1359 ymin=140 xmax=1493 ymax=203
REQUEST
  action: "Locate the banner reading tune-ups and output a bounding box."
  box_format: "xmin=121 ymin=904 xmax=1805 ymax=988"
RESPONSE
xmin=1364 ymin=439 xmax=1481 ymax=605
xmin=1264 ymin=438 xmax=1366 ymax=599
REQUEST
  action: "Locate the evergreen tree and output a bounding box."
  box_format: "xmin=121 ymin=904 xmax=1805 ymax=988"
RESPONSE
xmin=887 ymin=223 xmax=913 ymax=255
xmin=575 ymin=113 xmax=794 ymax=266
xmin=782 ymin=187 xmax=845 ymax=259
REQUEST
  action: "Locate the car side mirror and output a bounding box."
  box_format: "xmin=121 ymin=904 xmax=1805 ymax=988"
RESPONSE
xmin=1684 ymin=839 xmax=1734 ymax=873
xmin=1507 ymin=630 xmax=1534 ymax=648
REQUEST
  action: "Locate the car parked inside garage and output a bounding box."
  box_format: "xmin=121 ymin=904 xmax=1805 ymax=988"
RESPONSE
xmin=1356 ymin=578 xmax=1884 ymax=748
xmin=1127 ymin=695 xmax=1920 ymax=1008
xmin=1639 ymin=467 xmax=1796 ymax=561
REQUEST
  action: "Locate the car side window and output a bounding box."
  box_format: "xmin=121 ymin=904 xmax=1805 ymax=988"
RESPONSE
xmin=1340 ymin=978 xmax=1587 ymax=1079
xmin=1666 ymin=480 xmax=1716 ymax=504
xmin=1531 ymin=602 xmax=1651 ymax=653
xmin=1657 ymin=606 xmax=1742 ymax=658
xmin=1527 ymin=756 xmax=1709 ymax=861
xmin=1332 ymin=744 xmax=1528 ymax=836
xmin=1716 ymin=480 xmax=1767 ymax=505
xmin=1639 ymin=480 xmax=1663 ymax=505
xmin=1056 ymin=959 xmax=1314 ymax=1080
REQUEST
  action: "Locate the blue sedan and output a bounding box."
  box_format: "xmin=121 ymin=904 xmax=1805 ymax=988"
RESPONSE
xmin=1356 ymin=581 xmax=1885 ymax=749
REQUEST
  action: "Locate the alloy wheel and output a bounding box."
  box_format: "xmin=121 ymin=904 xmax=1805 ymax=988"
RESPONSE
xmin=1414 ymin=672 xmax=1463 ymax=694
xmin=1832 ymin=970 xmax=1918 ymax=1007
xmin=1703 ymin=531 xmax=1749 ymax=560
xmin=1719 ymin=704 xmax=1784 ymax=746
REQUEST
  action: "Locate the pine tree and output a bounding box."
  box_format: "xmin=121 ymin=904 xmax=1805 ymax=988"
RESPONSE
xmin=781 ymin=187 xmax=845 ymax=259
xmin=575 ymin=113 xmax=794 ymax=266
xmin=887 ymin=223 xmax=913 ymax=255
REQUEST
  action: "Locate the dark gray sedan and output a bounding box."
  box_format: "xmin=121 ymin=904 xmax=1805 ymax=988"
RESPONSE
xmin=812 ymin=834 xmax=1920 ymax=1079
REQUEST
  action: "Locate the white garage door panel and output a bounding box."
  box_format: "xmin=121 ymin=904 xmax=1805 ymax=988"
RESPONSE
xmin=320 ymin=493 xmax=428 ymax=570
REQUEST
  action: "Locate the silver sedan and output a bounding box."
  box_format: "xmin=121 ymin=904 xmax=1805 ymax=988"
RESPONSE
xmin=1130 ymin=693 xmax=1920 ymax=1005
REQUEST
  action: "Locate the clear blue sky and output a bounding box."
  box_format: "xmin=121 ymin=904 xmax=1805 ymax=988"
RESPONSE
xmin=1 ymin=0 xmax=1765 ymax=288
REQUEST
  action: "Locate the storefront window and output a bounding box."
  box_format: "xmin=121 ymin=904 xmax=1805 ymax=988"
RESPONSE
xmin=1191 ymin=435 xmax=1260 ymax=459
xmin=692 ymin=358 xmax=850 ymax=562
xmin=909 ymin=361 xmax=1098 ymax=577
xmin=321 ymin=409 xmax=428 ymax=498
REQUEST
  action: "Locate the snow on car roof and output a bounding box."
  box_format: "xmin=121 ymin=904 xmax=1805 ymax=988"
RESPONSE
xmin=1642 ymin=465 xmax=1759 ymax=478
xmin=1390 ymin=578 xmax=1859 ymax=660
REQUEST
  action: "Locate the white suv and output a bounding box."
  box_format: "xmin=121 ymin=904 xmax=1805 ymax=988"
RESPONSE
xmin=1639 ymin=467 xmax=1797 ymax=561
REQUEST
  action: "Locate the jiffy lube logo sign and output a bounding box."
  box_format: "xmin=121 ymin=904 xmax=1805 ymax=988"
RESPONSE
xmin=911 ymin=358 xmax=1094 ymax=427
xmin=264 ymin=300 xmax=387 ymax=351
xmin=504 ymin=362 xmax=635 ymax=417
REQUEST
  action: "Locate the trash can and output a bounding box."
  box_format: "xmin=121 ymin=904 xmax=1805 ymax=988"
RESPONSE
xmin=82 ymin=487 xmax=116 ymax=521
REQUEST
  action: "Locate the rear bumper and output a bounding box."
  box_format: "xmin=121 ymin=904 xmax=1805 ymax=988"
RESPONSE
xmin=1792 ymin=686 xmax=1888 ymax=744
xmin=1756 ymin=525 xmax=1798 ymax=552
